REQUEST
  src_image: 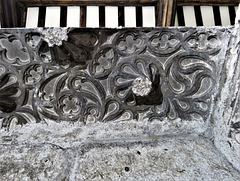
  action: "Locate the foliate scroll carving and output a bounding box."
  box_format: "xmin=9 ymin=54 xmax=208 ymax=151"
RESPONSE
xmin=0 ymin=28 xmax=227 ymax=130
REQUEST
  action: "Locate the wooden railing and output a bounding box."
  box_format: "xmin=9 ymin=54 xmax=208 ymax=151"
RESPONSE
xmin=0 ymin=0 xmax=239 ymax=28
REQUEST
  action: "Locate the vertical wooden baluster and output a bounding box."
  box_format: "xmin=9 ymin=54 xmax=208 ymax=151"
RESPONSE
xmin=38 ymin=6 xmax=46 ymax=27
xmin=60 ymin=6 xmax=67 ymax=27
xmin=99 ymin=6 xmax=105 ymax=27
xmin=174 ymin=12 xmax=178 ymax=26
xmin=213 ymin=6 xmax=221 ymax=26
xmin=177 ymin=6 xmax=185 ymax=26
xmin=229 ymin=6 xmax=236 ymax=25
xmin=80 ymin=6 xmax=86 ymax=27
xmin=136 ymin=6 xmax=143 ymax=27
xmin=194 ymin=6 xmax=203 ymax=26
xmin=118 ymin=6 xmax=125 ymax=27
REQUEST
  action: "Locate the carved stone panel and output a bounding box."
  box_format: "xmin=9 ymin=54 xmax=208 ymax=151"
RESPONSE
xmin=0 ymin=27 xmax=230 ymax=134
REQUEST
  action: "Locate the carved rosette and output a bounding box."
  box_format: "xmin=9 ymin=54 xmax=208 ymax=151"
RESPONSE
xmin=0 ymin=28 xmax=226 ymax=131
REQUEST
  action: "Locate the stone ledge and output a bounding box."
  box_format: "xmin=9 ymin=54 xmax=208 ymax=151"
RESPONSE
xmin=0 ymin=137 xmax=239 ymax=181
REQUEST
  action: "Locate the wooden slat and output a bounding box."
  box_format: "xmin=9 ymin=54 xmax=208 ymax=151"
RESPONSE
xmin=86 ymin=6 xmax=99 ymax=27
xmin=118 ymin=6 xmax=125 ymax=27
xmin=67 ymin=6 xmax=80 ymax=27
xmin=142 ymin=6 xmax=155 ymax=27
xmin=174 ymin=12 xmax=179 ymax=26
xmin=99 ymin=6 xmax=105 ymax=27
xmin=17 ymin=0 xmax=158 ymax=7
xmin=194 ymin=6 xmax=203 ymax=26
xmin=45 ymin=6 xmax=61 ymax=27
xmin=80 ymin=6 xmax=86 ymax=27
xmin=229 ymin=6 xmax=236 ymax=25
xmin=26 ymin=7 xmax=39 ymax=27
xmin=105 ymin=6 xmax=118 ymax=28
xmin=38 ymin=6 xmax=46 ymax=27
xmin=124 ymin=6 xmax=136 ymax=27
xmin=235 ymin=6 xmax=238 ymax=13
xmin=219 ymin=6 xmax=230 ymax=26
xmin=60 ymin=6 xmax=67 ymax=27
xmin=0 ymin=0 xmax=2 ymax=28
xmin=136 ymin=6 xmax=143 ymax=27
xmin=177 ymin=6 xmax=185 ymax=26
xmin=183 ymin=6 xmax=196 ymax=26
xmin=213 ymin=6 xmax=221 ymax=25
xmin=200 ymin=6 xmax=215 ymax=26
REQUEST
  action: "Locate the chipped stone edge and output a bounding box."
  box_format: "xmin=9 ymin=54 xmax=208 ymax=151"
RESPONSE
xmin=213 ymin=4 xmax=240 ymax=172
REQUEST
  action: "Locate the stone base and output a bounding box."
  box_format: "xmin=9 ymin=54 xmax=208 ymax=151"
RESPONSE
xmin=0 ymin=135 xmax=239 ymax=181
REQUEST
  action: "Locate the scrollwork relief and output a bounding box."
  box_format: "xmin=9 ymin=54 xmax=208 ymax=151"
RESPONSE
xmin=0 ymin=28 xmax=226 ymax=130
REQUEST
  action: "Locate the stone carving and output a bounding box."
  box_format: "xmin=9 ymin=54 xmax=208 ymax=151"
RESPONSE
xmin=0 ymin=28 xmax=226 ymax=130
xmin=0 ymin=33 xmax=30 ymax=65
xmin=39 ymin=28 xmax=69 ymax=47
xmin=0 ymin=73 xmax=19 ymax=113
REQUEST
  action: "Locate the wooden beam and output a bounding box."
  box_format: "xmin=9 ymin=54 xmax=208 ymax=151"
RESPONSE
xmin=177 ymin=0 xmax=240 ymax=6
xmin=16 ymin=0 xmax=158 ymax=7
xmin=156 ymin=0 xmax=177 ymax=26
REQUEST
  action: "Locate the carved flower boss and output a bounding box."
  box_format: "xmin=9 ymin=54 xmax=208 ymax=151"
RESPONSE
xmin=39 ymin=28 xmax=98 ymax=67
xmin=110 ymin=55 xmax=163 ymax=110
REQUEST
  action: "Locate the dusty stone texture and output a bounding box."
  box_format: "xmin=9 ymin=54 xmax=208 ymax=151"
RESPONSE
xmin=0 ymin=136 xmax=239 ymax=181
xmin=75 ymin=137 xmax=240 ymax=181
xmin=0 ymin=145 xmax=69 ymax=180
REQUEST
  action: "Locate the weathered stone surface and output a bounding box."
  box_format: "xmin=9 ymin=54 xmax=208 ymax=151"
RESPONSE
xmin=0 ymin=145 xmax=69 ymax=180
xmin=213 ymin=8 xmax=240 ymax=171
xmin=75 ymin=138 xmax=240 ymax=181
xmin=0 ymin=136 xmax=239 ymax=181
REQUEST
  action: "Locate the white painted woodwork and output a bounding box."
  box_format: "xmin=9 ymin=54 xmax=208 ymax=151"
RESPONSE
xmin=124 ymin=6 xmax=136 ymax=27
xmin=45 ymin=7 xmax=61 ymax=27
xmin=235 ymin=6 xmax=238 ymax=14
xmin=219 ymin=6 xmax=231 ymax=26
xmin=174 ymin=13 xmax=179 ymax=26
xmin=86 ymin=6 xmax=99 ymax=27
xmin=67 ymin=6 xmax=80 ymax=27
xmin=183 ymin=6 xmax=196 ymax=27
xmin=105 ymin=6 xmax=118 ymax=28
xmin=26 ymin=7 xmax=39 ymax=28
xmin=142 ymin=6 xmax=155 ymax=27
xmin=200 ymin=6 xmax=215 ymax=26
